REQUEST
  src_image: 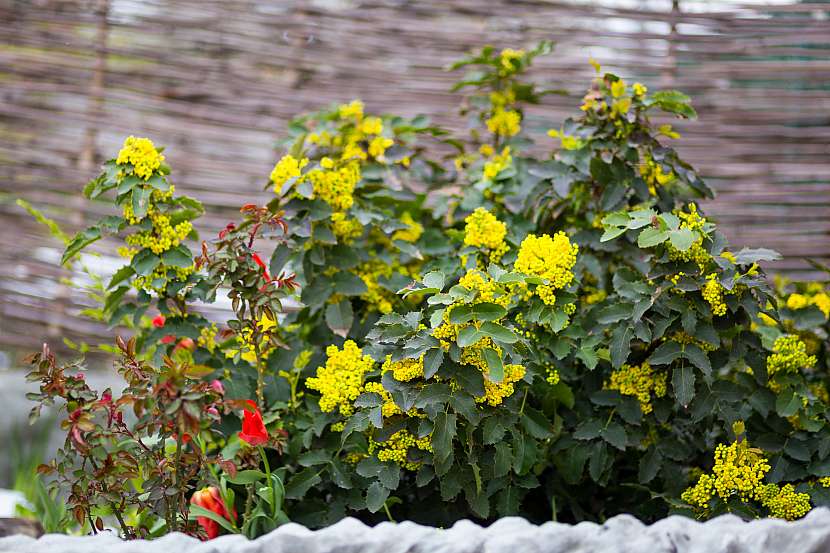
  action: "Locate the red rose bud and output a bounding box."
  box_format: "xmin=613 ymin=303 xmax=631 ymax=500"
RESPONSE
xmin=152 ymin=314 xmax=166 ymax=328
xmin=175 ymin=337 xmax=195 ymax=351
xmin=190 ymin=486 xmax=236 ymax=540
xmin=161 ymin=335 xmax=176 ymax=345
xmin=238 ymin=400 xmax=268 ymax=446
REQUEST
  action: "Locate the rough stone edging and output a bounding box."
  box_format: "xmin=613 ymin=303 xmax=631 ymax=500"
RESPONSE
xmin=2 ymin=508 xmax=830 ymax=553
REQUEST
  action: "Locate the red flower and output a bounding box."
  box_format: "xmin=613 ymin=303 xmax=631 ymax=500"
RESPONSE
xmin=152 ymin=314 xmax=166 ymax=328
xmin=190 ymin=486 xmax=235 ymax=540
xmin=160 ymin=335 xmax=176 ymax=345
xmin=238 ymin=400 xmax=268 ymax=446
xmin=251 ymin=253 xmax=272 ymax=282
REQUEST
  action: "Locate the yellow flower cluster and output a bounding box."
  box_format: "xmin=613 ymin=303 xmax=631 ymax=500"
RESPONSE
xmin=370 ymin=429 xmax=432 ymax=470
xmin=463 ymin=207 xmax=509 ymax=262
xmin=354 ymin=259 xmax=415 ymax=314
xmin=786 ymin=291 xmax=830 ymax=318
xmin=767 ymin=334 xmax=817 ymax=378
xmin=666 ymin=203 xmax=711 ymax=271
xmin=479 ymin=363 xmax=526 ymax=406
xmin=132 ymin=264 xmax=194 ymax=294
xmin=757 ymin=483 xmax=812 ymax=520
xmin=125 ymin=211 xmax=192 ymax=255
xmin=197 ymin=323 xmax=218 ymax=353
xmin=270 ymin=154 xmax=309 ymax=194
xmin=382 ymin=354 xmax=424 ymax=381
xmin=702 ymin=274 xmax=727 ymax=316
xmin=486 ymin=108 xmax=521 ymax=137
xmin=305 ymin=159 xmax=360 ymax=212
xmin=338 ymin=99 xmax=364 ymax=120
xmin=682 ymin=440 xmax=771 ymax=511
xmin=669 ymin=331 xmax=717 ymax=352
xmin=482 ymin=146 xmax=512 ymax=180
xmin=116 ymin=136 xmax=164 ymax=180
xmin=306 ymin=340 xmax=375 ymax=416
xmin=514 ymin=232 xmax=578 ymax=292
xmin=499 ymin=48 xmax=524 ymax=74
xmin=330 ymin=212 xmax=363 ymax=244
xmin=368 ymin=136 xmax=394 ymax=160
xmin=360 ymin=116 xmax=383 ymax=135
xmin=606 ymin=361 xmax=667 ymax=414
xmin=363 ymin=381 xmax=405 ymax=418
xmin=391 ymin=212 xmax=423 ymax=243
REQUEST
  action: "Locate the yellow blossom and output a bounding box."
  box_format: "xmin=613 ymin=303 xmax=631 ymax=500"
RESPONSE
xmin=270 ymin=154 xmax=308 ymax=194
xmin=486 ymin=108 xmax=521 ymax=137
xmin=391 ymin=212 xmax=423 ymax=243
xmin=338 ymin=99 xmax=364 ymax=120
xmin=359 ymin=116 xmax=383 ymax=135
xmin=368 ymin=136 xmax=394 ymax=160
xmin=482 ymin=146 xmax=512 ymax=180
xmin=464 ymin=207 xmax=507 ymax=255
xmin=606 ymin=362 xmax=666 ymax=414
xmin=306 ymin=340 xmax=375 ymax=416
xmin=116 ymin=136 xmax=164 ymax=180
xmin=514 ymin=232 xmax=578 ymax=290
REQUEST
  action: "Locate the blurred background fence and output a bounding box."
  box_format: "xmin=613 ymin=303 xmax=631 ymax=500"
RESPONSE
xmin=1 ymin=0 xmax=830 ymax=361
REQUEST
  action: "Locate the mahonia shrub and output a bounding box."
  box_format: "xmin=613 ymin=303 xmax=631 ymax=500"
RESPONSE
xmin=31 ymin=43 xmax=830 ymax=536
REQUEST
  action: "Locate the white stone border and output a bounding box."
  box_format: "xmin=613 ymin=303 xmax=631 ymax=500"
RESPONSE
xmin=3 ymin=508 xmax=830 ymax=552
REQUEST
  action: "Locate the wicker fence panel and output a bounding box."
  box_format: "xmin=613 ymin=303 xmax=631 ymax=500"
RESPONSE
xmin=1 ymin=0 xmax=829 ymax=354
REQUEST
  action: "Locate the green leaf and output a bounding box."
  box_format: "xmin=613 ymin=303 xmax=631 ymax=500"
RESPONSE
xmin=225 ymin=470 xmax=267 ymax=485
xmin=333 ymin=272 xmax=368 ymax=296
xmin=601 ymin=423 xmax=627 ymax=450
xmin=483 ymin=416 xmax=507 ymax=444
xmin=482 ymin=347 xmax=503 ymax=382
xmin=672 ymin=365 xmax=695 ymax=407
xmin=366 ymin=482 xmax=390 ymax=513
xmin=131 ymin=186 xmax=152 ymax=219
xmin=775 ymin=389 xmax=800 ymax=418
xmin=423 ymin=348 xmax=443 ymax=380
xmin=522 ymin=407 xmax=552 ymax=439
xmin=493 ymin=442 xmax=512 ymax=478
xmin=471 ymin=302 xmax=508 ymax=322
xmin=422 ymin=270 xmax=445 ymax=291
xmin=600 ymin=226 xmax=627 ymax=242
xmin=449 ymin=305 xmax=474 ymax=325
xmin=610 ymin=326 xmax=632 ymax=368
xmin=457 ymin=325 xmax=483 ymax=347
xmin=432 ymin=412 xmax=457 ymax=463
xmin=649 ymin=341 xmax=682 ymax=365
xmin=107 ymin=265 xmax=135 ymax=289
xmin=479 ymin=321 xmax=518 ymax=344
xmin=637 ymin=227 xmax=669 ymax=248
xmin=683 ymin=344 xmax=711 ymax=377
xmin=188 ymin=504 xmax=238 ymax=534
xmin=325 ymin=300 xmax=353 ymax=338
xmin=270 ymin=244 xmax=292 ymax=276
xmin=131 ymin=249 xmax=161 ymax=276
xmin=62 ymin=227 xmax=102 ymax=265
xmin=574 ymin=419 xmax=602 ymax=440
xmin=284 ymin=468 xmax=322 ymax=499
xmin=596 ymin=304 xmax=631 ymax=324
xmin=298 ymin=450 xmax=330 ymax=467
xmin=639 ymin=447 xmax=662 ymax=484
xmin=669 ymin=228 xmax=694 ymax=251
xmin=161 ymin=244 xmax=192 ymax=267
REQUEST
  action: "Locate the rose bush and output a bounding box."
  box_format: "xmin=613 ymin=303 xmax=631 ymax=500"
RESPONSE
xmin=24 ymin=43 xmax=830 ymax=538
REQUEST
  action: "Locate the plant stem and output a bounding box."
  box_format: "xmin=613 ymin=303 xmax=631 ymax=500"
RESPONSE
xmin=172 ymin=428 xmax=183 ymax=533
xmin=258 ymin=446 xmax=276 ymax=517
xmin=382 ymin=501 xmax=395 ymax=523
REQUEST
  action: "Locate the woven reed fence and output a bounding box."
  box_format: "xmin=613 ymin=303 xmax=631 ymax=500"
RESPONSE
xmin=1 ymin=0 xmax=829 ymax=356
